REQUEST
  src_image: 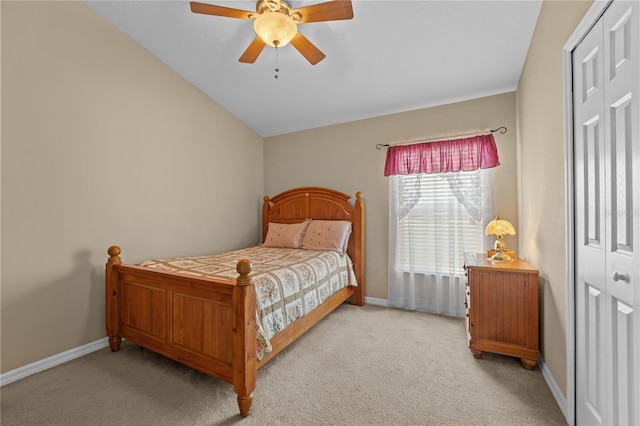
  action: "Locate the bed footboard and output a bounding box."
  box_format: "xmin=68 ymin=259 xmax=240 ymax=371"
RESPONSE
xmin=105 ymin=246 xmax=257 ymax=417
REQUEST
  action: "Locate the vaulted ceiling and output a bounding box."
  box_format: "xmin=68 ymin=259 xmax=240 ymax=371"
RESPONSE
xmin=86 ymin=0 xmax=542 ymax=137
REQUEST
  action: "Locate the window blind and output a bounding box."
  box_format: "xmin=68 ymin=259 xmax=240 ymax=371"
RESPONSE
xmin=395 ymin=172 xmax=484 ymax=275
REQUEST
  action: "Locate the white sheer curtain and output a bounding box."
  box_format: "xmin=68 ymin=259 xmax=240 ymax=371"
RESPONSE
xmin=387 ymin=169 xmax=493 ymax=317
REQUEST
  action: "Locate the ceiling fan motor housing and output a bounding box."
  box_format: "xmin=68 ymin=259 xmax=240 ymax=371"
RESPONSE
xmin=256 ymin=0 xmax=293 ymax=15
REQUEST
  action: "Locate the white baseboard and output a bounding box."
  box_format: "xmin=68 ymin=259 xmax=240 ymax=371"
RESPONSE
xmin=0 ymin=337 xmax=110 ymax=387
xmin=539 ymin=356 xmax=568 ymax=421
xmin=364 ymin=296 xmax=389 ymax=307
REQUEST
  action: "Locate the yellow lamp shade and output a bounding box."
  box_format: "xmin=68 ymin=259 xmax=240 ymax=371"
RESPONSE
xmin=485 ymin=217 xmax=516 ymax=237
xmin=254 ymin=12 xmax=297 ymax=47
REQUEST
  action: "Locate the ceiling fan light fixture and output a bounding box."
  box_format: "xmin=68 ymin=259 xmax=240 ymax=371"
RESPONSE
xmin=253 ymin=12 xmax=297 ymax=47
xmin=189 ymin=0 xmax=353 ymax=64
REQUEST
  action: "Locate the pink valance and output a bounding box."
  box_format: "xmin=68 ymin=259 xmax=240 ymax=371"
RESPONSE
xmin=384 ymin=134 xmax=500 ymax=176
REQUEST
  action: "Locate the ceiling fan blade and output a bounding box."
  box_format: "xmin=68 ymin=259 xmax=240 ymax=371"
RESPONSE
xmin=292 ymin=0 xmax=353 ymax=24
xmin=239 ymin=36 xmax=267 ymax=63
xmin=290 ymin=32 xmax=326 ymax=65
xmin=190 ymin=2 xmax=254 ymax=20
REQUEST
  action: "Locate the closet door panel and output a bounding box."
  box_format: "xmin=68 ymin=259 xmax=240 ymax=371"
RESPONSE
xmin=603 ymin=2 xmax=639 ymax=424
xmin=574 ymin=15 xmax=607 ymax=425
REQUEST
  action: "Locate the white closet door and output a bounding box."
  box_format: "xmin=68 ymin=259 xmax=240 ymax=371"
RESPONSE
xmin=602 ymin=2 xmax=639 ymax=424
xmin=574 ymin=1 xmax=639 ymax=425
xmin=574 ymin=14 xmax=607 ymax=425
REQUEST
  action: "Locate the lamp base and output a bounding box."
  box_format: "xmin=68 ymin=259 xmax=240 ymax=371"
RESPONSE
xmin=487 ymin=249 xmax=516 ymax=260
xmin=489 ymin=250 xmax=513 ymax=263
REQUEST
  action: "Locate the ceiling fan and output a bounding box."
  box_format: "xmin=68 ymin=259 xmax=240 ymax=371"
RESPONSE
xmin=190 ymin=0 xmax=354 ymax=65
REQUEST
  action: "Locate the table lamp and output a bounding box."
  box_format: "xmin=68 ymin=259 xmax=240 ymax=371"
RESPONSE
xmin=485 ymin=217 xmax=516 ymax=262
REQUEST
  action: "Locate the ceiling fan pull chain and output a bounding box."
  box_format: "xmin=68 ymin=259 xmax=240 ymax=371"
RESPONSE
xmin=274 ymin=46 xmax=280 ymax=79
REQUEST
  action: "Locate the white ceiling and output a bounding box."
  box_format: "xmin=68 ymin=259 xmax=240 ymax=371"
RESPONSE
xmin=85 ymin=0 xmax=542 ymax=137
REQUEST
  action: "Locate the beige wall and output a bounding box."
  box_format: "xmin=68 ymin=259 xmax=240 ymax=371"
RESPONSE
xmin=1 ymin=2 xmax=264 ymax=372
xmin=516 ymin=0 xmax=593 ymax=398
xmin=264 ymin=92 xmax=519 ymax=300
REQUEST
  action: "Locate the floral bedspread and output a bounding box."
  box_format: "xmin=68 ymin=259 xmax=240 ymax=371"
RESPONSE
xmin=138 ymin=246 xmax=358 ymax=360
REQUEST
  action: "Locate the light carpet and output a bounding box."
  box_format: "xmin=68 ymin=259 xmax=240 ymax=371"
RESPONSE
xmin=1 ymin=304 xmax=566 ymax=425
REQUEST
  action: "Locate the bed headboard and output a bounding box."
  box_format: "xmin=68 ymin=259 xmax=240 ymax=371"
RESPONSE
xmin=262 ymin=187 xmax=364 ymax=304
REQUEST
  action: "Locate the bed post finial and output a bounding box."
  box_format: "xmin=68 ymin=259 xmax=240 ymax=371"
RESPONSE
xmin=236 ymin=259 xmax=252 ymax=286
xmin=108 ymin=246 xmax=121 ymax=262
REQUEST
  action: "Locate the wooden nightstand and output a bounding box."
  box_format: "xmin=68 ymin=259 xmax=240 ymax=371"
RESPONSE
xmin=463 ymin=253 xmax=539 ymax=369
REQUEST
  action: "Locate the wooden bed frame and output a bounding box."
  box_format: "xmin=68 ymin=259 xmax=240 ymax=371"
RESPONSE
xmin=105 ymin=187 xmax=365 ymax=417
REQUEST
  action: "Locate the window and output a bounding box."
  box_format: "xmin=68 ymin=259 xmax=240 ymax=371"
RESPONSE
xmin=394 ymin=171 xmax=487 ymax=275
xmin=385 ymin=133 xmax=498 ymax=316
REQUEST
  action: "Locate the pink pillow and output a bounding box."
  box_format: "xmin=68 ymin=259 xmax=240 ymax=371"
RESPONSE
xmin=301 ymin=220 xmax=352 ymax=255
xmin=263 ymin=220 xmax=311 ymax=249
